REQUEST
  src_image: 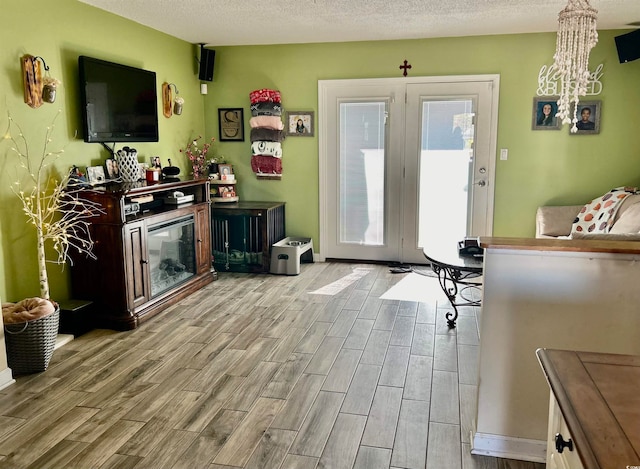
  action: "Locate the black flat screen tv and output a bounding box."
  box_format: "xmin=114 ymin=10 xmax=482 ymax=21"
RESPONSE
xmin=79 ymin=55 xmax=159 ymax=143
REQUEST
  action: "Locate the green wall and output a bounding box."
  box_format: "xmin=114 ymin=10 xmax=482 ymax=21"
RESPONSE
xmin=1 ymin=0 xmax=205 ymax=302
xmin=2 ymin=0 xmax=640 ymax=304
xmin=206 ymin=31 xmax=640 ymax=246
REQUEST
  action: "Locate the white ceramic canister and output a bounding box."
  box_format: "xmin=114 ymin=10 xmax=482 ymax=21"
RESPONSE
xmin=118 ymin=148 xmax=139 ymax=182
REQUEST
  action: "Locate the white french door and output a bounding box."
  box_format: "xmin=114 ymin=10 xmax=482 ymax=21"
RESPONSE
xmin=319 ymin=76 xmax=499 ymax=263
xmin=401 ymin=81 xmax=497 ymax=263
xmin=320 ymin=82 xmax=405 ymax=261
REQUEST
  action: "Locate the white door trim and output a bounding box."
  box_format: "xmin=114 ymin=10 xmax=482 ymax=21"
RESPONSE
xmin=318 ymin=75 xmax=500 ymax=261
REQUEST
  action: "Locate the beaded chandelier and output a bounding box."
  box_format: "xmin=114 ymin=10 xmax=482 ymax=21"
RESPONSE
xmin=553 ymin=0 xmax=598 ymax=133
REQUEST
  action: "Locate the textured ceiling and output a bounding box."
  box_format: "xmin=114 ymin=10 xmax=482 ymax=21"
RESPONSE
xmin=78 ymin=0 xmax=640 ymax=46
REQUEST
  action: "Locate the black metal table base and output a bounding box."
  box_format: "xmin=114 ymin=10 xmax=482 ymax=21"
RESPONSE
xmin=430 ymin=263 xmax=482 ymax=328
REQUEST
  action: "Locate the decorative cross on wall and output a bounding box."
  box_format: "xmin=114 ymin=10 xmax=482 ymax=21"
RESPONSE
xmin=399 ymin=60 xmax=412 ymax=77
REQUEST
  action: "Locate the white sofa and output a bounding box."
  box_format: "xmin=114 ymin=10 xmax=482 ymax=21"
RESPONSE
xmin=536 ymin=193 xmax=640 ymax=239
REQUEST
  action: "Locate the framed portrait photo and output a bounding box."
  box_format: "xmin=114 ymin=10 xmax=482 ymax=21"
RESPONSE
xmin=286 ymin=111 xmax=314 ymax=137
xmin=218 ymin=108 xmax=245 ymax=141
xmin=104 ymin=158 xmax=119 ymax=179
xmin=571 ymin=100 xmax=601 ymax=135
xmin=86 ymin=165 xmax=106 ymax=185
xmin=532 ymin=97 xmax=561 ymax=130
xmin=218 ymin=164 xmax=233 ymax=179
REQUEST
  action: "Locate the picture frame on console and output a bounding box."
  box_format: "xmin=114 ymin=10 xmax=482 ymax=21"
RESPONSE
xmin=218 ymin=164 xmax=233 ymax=178
xmin=86 ymin=166 xmax=106 ymax=184
xmin=571 ymin=100 xmax=601 ymax=135
xmin=104 ymin=159 xmax=119 ymax=179
xmin=531 ymin=97 xmax=561 ymax=130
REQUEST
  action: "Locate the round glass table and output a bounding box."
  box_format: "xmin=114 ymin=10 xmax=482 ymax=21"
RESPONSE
xmin=422 ymin=243 xmax=483 ymax=328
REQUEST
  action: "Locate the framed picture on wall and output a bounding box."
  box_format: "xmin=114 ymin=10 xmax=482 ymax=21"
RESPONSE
xmin=532 ymin=97 xmax=561 ymax=130
xmin=218 ymin=108 xmax=245 ymax=141
xmin=570 ymin=100 xmax=601 ymax=135
xmin=286 ymin=111 xmax=314 ymax=137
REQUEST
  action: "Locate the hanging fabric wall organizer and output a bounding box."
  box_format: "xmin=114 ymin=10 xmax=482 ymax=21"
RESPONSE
xmin=249 ymin=89 xmax=284 ymax=179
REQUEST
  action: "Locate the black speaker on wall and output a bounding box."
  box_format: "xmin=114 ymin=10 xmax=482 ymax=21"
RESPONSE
xmin=199 ymin=45 xmax=215 ymax=81
xmin=615 ymin=29 xmax=640 ymax=63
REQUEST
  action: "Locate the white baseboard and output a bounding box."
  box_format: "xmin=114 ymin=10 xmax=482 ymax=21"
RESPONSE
xmin=0 ymin=368 xmax=15 ymax=391
xmin=471 ymin=431 xmax=547 ymax=463
xmin=55 ymin=334 xmax=74 ymax=350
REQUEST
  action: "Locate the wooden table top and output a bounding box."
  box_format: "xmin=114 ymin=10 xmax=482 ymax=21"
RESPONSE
xmin=210 ymin=201 xmax=285 ymax=211
xmin=480 ymin=236 xmax=640 ymax=254
xmin=537 ymin=349 xmax=640 ymax=469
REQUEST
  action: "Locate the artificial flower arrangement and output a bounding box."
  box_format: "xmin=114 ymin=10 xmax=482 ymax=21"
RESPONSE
xmin=42 ymin=76 xmax=61 ymax=89
xmin=180 ymin=135 xmax=215 ymax=178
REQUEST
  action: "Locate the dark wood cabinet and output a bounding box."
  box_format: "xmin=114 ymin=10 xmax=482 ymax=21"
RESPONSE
xmin=195 ymin=204 xmax=212 ymax=274
xmin=123 ymin=220 xmax=149 ymax=309
xmin=211 ymin=201 xmax=285 ymax=273
xmin=70 ymin=178 xmax=214 ymax=330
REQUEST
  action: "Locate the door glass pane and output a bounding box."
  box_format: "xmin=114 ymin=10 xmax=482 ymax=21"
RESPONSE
xmin=418 ymin=100 xmax=474 ymax=246
xmin=339 ymin=101 xmax=386 ymax=246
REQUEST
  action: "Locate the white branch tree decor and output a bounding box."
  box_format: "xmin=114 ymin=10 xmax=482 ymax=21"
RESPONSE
xmin=3 ymin=111 xmax=104 ymax=300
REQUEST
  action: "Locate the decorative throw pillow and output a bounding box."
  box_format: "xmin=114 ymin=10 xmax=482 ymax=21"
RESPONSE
xmin=2 ymin=297 xmax=56 ymax=324
xmin=571 ymin=187 xmax=638 ymax=235
xmin=610 ymin=199 xmax=640 ymax=234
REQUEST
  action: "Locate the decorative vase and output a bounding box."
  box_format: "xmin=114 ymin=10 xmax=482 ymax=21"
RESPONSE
xmin=118 ymin=149 xmax=139 ymax=182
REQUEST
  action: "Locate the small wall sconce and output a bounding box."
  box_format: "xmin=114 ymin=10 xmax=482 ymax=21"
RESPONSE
xmin=170 ymin=84 xmax=183 ymax=115
xmin=21 ymin=55 xmax=61 ymax=108
xmin=162 ymin=82 xmax=184 ymax=117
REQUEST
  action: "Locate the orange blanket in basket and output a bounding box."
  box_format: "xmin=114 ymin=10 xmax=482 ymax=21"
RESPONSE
xmin=2 ymin=298 xmax=57 ymax=324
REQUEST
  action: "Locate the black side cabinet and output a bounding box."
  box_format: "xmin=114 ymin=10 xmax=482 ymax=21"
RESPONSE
xmin=210 ymin=201 xmax=285 ymax=273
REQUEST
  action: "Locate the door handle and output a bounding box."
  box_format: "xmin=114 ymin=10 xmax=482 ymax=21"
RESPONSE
xmin=555 ymin=433 xmax=573 ymax=453
xmin=476 ymin=180 xmax=486 ymax=187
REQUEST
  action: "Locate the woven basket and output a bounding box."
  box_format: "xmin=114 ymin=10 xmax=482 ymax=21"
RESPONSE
xmin=4 ymin=307 xmax=60 ymax=375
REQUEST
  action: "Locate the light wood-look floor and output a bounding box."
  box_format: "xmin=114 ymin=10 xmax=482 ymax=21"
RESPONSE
xmin=0 ymin=262 xmax=545 ymax=469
